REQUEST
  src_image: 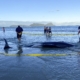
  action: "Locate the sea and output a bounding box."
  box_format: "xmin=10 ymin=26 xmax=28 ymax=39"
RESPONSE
xmin=0 ymin=26 xmax=80 ymax=80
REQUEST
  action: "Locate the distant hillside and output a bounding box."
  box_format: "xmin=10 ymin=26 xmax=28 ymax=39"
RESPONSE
xmin=30 ymin=22 xmax=54 ymax=26
xmin=30 ymin=23 xmax=45 ymax=26
xmin=10 ymin=25 xmax=29 ymax=27
xmin=45 ymin=22 xmax=55 ymax=26
xmin=0 ymin=21 xmax=79 ymax=27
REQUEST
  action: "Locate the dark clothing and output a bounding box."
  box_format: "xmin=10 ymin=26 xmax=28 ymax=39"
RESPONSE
xmin=48 ymin=30 xmax=51 ymax=33
xmin=17 ymin=33 xmax=22 ymax=38
xmin=16 ymin=27 xmax=23 ymax=33
xmin=16 ymin=26 xmax=23 ymax=38
xmin=44 ymin=28 xmax=48 ymax=33
xmin=48 ymin=28 xmax=52 ymax=33
xmin=44 ymin=29 xmax=47 ymax=33
xmin=78 ymin=26 xmax=80 ymax=30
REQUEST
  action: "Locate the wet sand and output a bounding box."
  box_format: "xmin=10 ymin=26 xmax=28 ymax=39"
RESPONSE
xmin=0 ymin=26 xmax=80 ymax=80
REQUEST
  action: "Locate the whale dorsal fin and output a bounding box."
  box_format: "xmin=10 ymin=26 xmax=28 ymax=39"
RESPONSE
xmin=4 ymin=39 xmax=11 ymax=49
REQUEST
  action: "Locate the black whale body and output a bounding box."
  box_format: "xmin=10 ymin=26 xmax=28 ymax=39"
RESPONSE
xmin=26 ymin=42 xmax=73 ymax=48
xmin=4 ymin=39 xmax=73 ymax=49
xmin=41 ymin=42 xmax=73 ymax=48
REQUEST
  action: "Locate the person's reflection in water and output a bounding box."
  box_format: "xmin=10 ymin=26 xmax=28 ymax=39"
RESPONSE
xmin=46 ymin=34 xmax=52 ymax=41
xmin=17 ymin=44 xmax=23 ymax=56
xmin=4 ymin=48 xmax=9 ymax=54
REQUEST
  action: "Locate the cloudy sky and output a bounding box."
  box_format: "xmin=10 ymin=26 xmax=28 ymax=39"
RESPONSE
xmin=0 ymin=0 xmax=80 ymax=23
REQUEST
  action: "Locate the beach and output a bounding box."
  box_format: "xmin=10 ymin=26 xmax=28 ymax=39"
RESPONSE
xmin=0 ymin=26 xmax=80 ymax=80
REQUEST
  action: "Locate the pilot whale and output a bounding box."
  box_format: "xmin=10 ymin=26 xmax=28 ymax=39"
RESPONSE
xmin=25 ymin=42 xmax=73 ymax=48
xmin=41 ymin=42 xmax=73 ymax=48
xmin=3 ymin=39 xmax=73 ymax=49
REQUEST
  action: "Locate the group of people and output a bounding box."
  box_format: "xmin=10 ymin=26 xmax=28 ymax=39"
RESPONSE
xmin=3 ymin=25 xmax=23 ymax=42
xmin=16 ymin=25 xmax=80 ymax=42
xmin=16 ymin=26 xmax=52 ymax=42
xmin=44 ymin=26 xmax=52 ymax=36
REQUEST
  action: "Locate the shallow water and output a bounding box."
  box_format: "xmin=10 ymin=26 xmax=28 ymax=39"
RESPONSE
xmin=0 ymin=26 xmax=80 ymax=80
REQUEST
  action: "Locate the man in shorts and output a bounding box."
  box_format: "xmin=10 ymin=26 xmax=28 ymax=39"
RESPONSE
xmin=16 ymin=25 xmax=23 ymax=42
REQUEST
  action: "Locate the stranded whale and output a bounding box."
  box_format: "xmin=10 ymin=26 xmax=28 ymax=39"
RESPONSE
xmin=41 ymin=42 xmax=73 ymax=48
xmin=24 ymin=42 xmax=73 ymax=48
xmin=3 ymin=39 xmax=73 ymax=49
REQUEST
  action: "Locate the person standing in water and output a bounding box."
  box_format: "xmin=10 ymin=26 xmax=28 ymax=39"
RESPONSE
xmin=44 ymin=26 xmax=48 ymax=34
xmin=78 ymin=26 xmax=80 ymax=42
xmin=78 ymin=26 xmax=80 ymax=34
xmin=48 ymin=27 xmax=52 ymax=36
xmin=16 ymin=25 xmax=23 ymax=42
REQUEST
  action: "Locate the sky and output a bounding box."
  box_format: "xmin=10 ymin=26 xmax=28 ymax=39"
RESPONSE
xmin=0 ymin=0 xmax=80 ymax=23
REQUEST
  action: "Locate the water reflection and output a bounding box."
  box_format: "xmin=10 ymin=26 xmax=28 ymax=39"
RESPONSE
xmin=45 ymin=34 xmax=52 ymax=41
xmin=4 ymin=48 xmax=9 ymax=54
xmin=17 ymin=44 xmax=23 ymax=56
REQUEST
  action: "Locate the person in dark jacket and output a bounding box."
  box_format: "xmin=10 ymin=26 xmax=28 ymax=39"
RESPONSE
xmin=78 ymin=26 xmax=80 ymax=35
xmin=16 ymin=25 xmax=23 ymax=42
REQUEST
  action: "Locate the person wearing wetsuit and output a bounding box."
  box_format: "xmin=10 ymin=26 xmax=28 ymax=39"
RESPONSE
xmin=16 ymin=25 xmax=23 ymax=41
